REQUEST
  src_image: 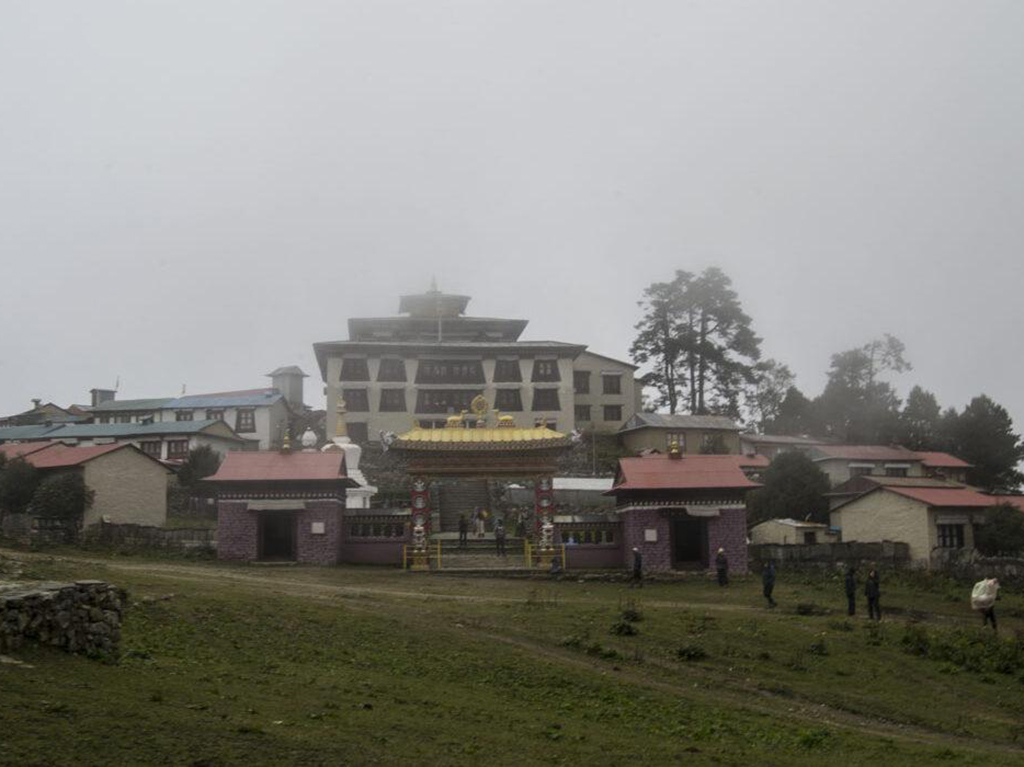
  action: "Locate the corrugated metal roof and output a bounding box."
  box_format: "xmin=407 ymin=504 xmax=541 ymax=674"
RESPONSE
xmin=85 ymin=398 xmax=174 ymax=412
xmin=0 ymin=442 xmax=57 ymax=459
xmin=810 ymin=444 xmax=921 ymax=462
xmin=553 ymin=477 xmax=615 ymax=492
xmin=44 ymin=420 xmax=246 ymax=440
xmin=885 ymin=486 xmax=994 ymax=508
xmin=913 ymin=451 xmax=972 ymax=468
xmin=613 ymin=454 xmax=766 ymax=492
xmin=167 ymin=389 xmax=283 ymax=409
xmin=619 ymin=413 xmax=742 ymax=433
xmin=740 ymin=433 xmax=828 ymax=446
xmin=26 ymin=443 xmax=130 ymax=468
xmin=757 ymin=518 xmax=829 ymax=529
xmin=0 ymin=425 xmax=64 ymax=441
xmin=207 ymin=451 xmax=353 ymax=483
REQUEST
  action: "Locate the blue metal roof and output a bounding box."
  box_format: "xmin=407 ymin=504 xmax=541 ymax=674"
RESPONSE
xmin=84 ymin=398 xmax=175 ymax=412
xmin=165 ymin=391 xmax=284 ymax=409
xmin=42 ymin=421 xmax=247 ymax=441
xmin=0 ymin=425 xmax=64 ymax=441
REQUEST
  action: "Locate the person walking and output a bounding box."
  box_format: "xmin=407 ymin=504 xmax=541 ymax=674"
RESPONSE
xmin=762 ymin=561 xmax=777 ymax=608
xmin=458 ymin=513 xmax=469 ymax=549
xmin=630 ymin=547 xmax=643 ymax=588
xmin=844 ymin=565 xmax=857 ymax=616
xmin=494 ymin=519 xmax=507 ymax=557
xmin=865 ymin=567 xmax=881 ymax=621
xmin=715 ymin=548 xmax=729 ymax=587
xmin=971 ymin=577 xmax=1000 ymax=633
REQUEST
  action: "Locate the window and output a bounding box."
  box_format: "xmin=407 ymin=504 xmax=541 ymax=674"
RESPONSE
xmin=602 ymin=374 xmax=622 ymax=395
xmin=415 ymin=360 xmax=485 ymax=384
xmin=343 ymin=389 xmax=370 ymax=412
xmin=98 ymin=416 xmax=110 ymax=424
xmin=574 ymin=404 xmax=591 ymax=422
xmin=665 ymin=432 xmax=685 ymax=451
xmin=886 ymin=467 xmax=908 ymax=477
xmin=532 ymin=388 xmax=561 ymax=412
xmin=167 ymin=440 xmax=189 ymax=459
xmin=803 ymin=531 xmax=818 ymax=544
xmin=140 ymin=441 xmax=162 ymax=458
xmin=340 ymin=358 xmax=370 ymax=381
xmin=415 ymin=389 xmax=482 ymax=414
xmin=376 ymin=358 xmax=407 ymax=382
xmin=205 ymin=409 xmax=224 ymax=422
xmin=175 ymin=410 xmax=194 ymax=422
xmin=603 ymin=404 xmax=623 ymax=422
xmin=493 ymin=359 xmax=522 ymax=383
xmin=113 ymin=414 xmax=131 ymax=424
xmin=347 ymin=422 xmax=369 ymax=443
xmin=850 ymin=465 xmax=874 ymax=477
xmin=495 ymin=388 xmax=523 ymax=412
xmin=573 ymin=371 xmax=590 ymax=394
xmin=938 ymin=524 xmax=965 ymax=549
xmin=236 ymin=409 xmax=256 ymax=433
xmin=379 ymin=389 xmax=407 ymax=412
xmin=531 ymin=359 xmax=560 ymax=382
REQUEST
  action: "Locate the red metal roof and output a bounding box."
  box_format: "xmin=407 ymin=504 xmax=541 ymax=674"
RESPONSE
xmin=26 ymin=443 xmax=131 ymax=468
xmin=884 ymin=486 xmax=994 ymax=508
xmin=0 ymin=442 xmax=59 ymax=460
xmin=613 ymin=454 xmax=766 ymax=492
xmin=913 ymin=451 xmax=972 ymax=469
xmin=812 ymin=444 xmax=920 ymax=461
xmin=989 ymin=495 xmax=1024 ymax=512
xmin=207 ymin=451 xmax=350 ymax=483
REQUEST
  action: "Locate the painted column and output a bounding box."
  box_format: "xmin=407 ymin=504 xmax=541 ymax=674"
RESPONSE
xmin=534 ymin=474 xmax=555 ymax=549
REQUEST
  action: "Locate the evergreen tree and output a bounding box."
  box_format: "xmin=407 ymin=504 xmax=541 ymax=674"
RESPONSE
xmin=744 ymin=359 xmax=795 ymax=432
xmin=629 ymin=271 xmax=691 ymax=413
xmin=813 ymin=335 xmax=909 ymax=443
xmin=949 ymin=395 xmax=1024 ymax=492
xmin=767 ymin=386 xmax=818 ymax=436
xmin=974 ymin=503 xmax=1024 ymax=556
xmin=899 ymin=386 xmax=943 ymax=450
xmin=747 ymin=451 xmax=831 ymax=525
xmin=0 ymin=456 xmax=41 ymax=517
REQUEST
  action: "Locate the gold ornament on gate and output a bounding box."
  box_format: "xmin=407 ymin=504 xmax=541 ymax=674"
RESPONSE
xmin=470 ymin=394 xmax=490 ymax=417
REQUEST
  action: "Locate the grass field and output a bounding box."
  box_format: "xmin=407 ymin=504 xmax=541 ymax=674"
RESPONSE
xmin=2 ymin=549 xmax=1024 ymax=766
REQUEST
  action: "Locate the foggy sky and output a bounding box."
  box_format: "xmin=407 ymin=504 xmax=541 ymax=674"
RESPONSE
xmin=2 ymin=1 xmax=1023 ymax=431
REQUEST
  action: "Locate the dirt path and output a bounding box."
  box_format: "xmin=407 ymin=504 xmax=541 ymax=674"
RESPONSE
xmin=6 ymin=548 xmax=1022 ymax=759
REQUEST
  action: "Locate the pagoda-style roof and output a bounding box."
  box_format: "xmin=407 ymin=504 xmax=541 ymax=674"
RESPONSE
xmin=392 ymin=423 xmax=573 ymax=452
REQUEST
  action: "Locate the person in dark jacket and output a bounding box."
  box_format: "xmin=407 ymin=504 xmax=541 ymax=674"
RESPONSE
xmin=865 ymin=568 xmax=881 ymax=621
xmin=458 ymin=514 xmax=469 ymax=549
xmin=630 ymin=547 xmax=643 ymax=588
xmin=494 ymin=520 xmax=507 ymax=556
xmin=762 ymin=561 xmax=777 ymax=608
xmin=844 ymin=566 xmax=857 ymax=616
xmin=715 ymin=548 xmax=729 ymax=587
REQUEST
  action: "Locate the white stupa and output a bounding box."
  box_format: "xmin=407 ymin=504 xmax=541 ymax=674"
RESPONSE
xmin=321 ymin=398 xmax=376 ymax=508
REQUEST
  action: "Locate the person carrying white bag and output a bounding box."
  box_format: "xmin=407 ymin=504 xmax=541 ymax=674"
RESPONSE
xmin=971 ymin=578 xmax=1000 ymax=633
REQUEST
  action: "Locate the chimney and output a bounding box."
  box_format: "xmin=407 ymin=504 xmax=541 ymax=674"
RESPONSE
xmin=90 ymin=388 xmax=116 ymax=407
xmin=31 ymin=398 xmax=42 ymax=409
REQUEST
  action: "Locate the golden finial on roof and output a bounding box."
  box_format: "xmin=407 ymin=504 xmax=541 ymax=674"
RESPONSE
xmin=281 ymin=427 xmax=292 ymax=454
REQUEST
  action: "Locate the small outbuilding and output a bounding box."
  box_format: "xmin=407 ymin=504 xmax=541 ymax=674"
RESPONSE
xmin=749 ymin=518 xmax=838 ymax=546
xmin=206 ymin=450 xmax=358 ymax=564
xmin=608 ymin=449 xmax=765 ymax=574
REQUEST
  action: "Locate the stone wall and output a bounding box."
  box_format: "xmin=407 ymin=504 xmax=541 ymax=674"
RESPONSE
xmin=0 ymin=580 xmax=127 ymax=659
xmin=217 ymin=501 xmax=258 ymax=561
xmin=622 ymin=508 xmax=672 ymax=573
xmin=707 ymin=508 xmax=749 ymax=575
xmin=750 ymin=541 xmax=910 ymax=570
xmin=83 ymin=521 xmax=215 ymax=552
xmin=295 ymin=501 xmax=344 ymax=565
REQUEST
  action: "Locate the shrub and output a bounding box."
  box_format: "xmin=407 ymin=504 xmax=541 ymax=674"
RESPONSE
xmin=610 ymin=620 xmax=638 ymax=637
xmin=676 ymin=644 xmax=707 ymax=662
xmin=808 ymin=638 xmax=829 ymax=657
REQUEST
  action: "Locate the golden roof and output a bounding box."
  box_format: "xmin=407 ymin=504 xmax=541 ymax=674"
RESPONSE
xmin=395 ymin=425 xmax=567 ymax=444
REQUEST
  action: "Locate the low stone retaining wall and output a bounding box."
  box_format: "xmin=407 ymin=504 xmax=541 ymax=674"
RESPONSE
xmin=0 ymin=580 xmax=127 ymax=658
xmin=83 ymin=521 xmax=216 ymax=552
xmin=750 ymin=541 xmax=911 ymax=569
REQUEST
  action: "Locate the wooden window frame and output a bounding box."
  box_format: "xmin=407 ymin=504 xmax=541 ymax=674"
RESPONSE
xmin=531 ymin=388 xmax=561 ymax=412
xmin=602 ymin=404 xmax=623 ymax=422
xmin=573 ymin=370 xmax=590 ymax=394
xmin=236 ymin=408 xmax=256 ymax=433
xmin=531 ymin=359 xmax=560 ymax=383
xmin=601 ymin=373 xmax=622 ymax=395
xmin=493 ymin=359 xmax=522 ymax=383
xmin=379 ymin=389 xmax=407 ymax=413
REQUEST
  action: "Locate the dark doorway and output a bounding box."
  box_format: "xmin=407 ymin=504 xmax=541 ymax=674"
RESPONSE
xmin=259 ymin=511 xmax=296 ymax=560
xmin=671 ymin=516 xmax=707 ymax=570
